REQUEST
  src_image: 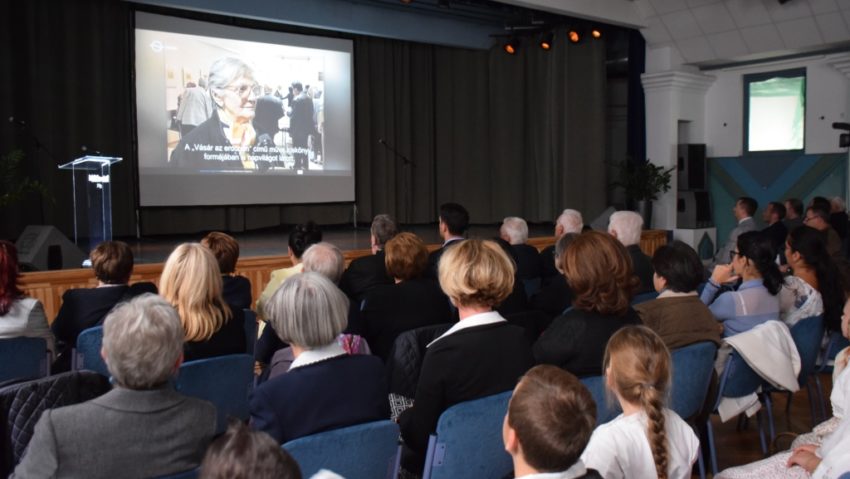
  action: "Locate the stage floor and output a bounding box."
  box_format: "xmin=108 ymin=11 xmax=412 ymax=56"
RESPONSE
xmin=120 ymin=223 xmax=555 ymax=265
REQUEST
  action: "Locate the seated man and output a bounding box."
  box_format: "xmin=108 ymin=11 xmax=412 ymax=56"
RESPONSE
xmin=500 ymin=216 xmax=542 ymax=281
xmin=503 ymin=364 xmax=601 ymax=478
xmin=426 ymin=202 xmax=469 ymax=279
xmin=339 ymin=214 xmax=397 ymax=302
xmin=14 ymin=294 xmax=216 ymax=479
xmin=541 ymin=209 xmax=583 ymax=282
xmin=608 ymin=211 xmax=653 ymax=294
xmin=51 ymin=241 xmax=157 ymax=371
xmin=760 ymin=201 xmax=788 ymax=260
xmin=202 ymin=231 xmax=252 ymax=311
xmin=712 ymin=196 xmax=757 ymax=268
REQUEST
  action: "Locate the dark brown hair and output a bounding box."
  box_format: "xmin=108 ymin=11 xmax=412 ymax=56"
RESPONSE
xmin=604 ymin=326 xmax=672 ymax=479
xmin=199 ymin=421 xmax=302 ymax=479
xmin=508 ymin=365 xmax=596 ymax=472
xmin=201 ymin=232 xmax=240 ymax=274
xmin=0 ymin=240 xmax=23 ymax=316
xmin=562 ymin=231 xmax=637 ymax=315
xmin=384 ymin=232 xmax=428 ymax=281
xmin=90 ymin=241 xmax=134 ymax=284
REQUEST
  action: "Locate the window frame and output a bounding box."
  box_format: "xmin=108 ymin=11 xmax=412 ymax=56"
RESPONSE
xmin=742 ymin=67 xmax=807 ymax=156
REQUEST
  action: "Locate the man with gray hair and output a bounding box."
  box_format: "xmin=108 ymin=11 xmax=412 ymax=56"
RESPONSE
xmin=13 ymin=294 xmax=216 ymax=479
xmin=608 ymin=210 xmax=653 ymax=293
xmin=541 ymin=209 xmax=584 ymax=282
xmin=340 ymin=214 xmax=398 ymax=301
xmin=500 ymin=216 xmax=542 ymax=280
xmin=302 ymin=242 xmax=345 ymax=285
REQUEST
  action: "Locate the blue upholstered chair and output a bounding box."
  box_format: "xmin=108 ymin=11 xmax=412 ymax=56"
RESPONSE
xmin=73 ymin=326 xmax=109 ymax=377
xmin=707 ymin=352 xmax=769 ymax=476
xmin=670 ymin=341 xmax=717 ymax=479
xmin=174 ymin=354 xmax=254 ymax=433
xmin=283 ymin=420 xmax=400 ymax=479
xmin=631 ymin=291 xmax=659 ymax=306
xmin=0 ymin=337 xmax=48 ymax=383
xmin=787 ymin=315 xmax=825 ymax=426
xmin=243 ymin=309 xmax=258 ymax=355
xmin=421 ymin=391 xmax=513 ymax=479
xmin=579 ymin=375 xmax=621 ymax=425
xmin=815 ymin=330 xmax=850 ymax=419
xmin=156 ymin=467 xmax=199 ymax=479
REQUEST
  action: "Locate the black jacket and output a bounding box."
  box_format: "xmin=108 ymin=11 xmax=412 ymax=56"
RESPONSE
xmin=339 ymin=250 xmax=393 ymax=302
xmin=183 ymin=307 xmax=247 ymax=362
xmin=222 ymin=275 xmax=252 ymax=312
xmin=511 ymin=244 xmax=543 ymax=280
xmin=627 ymin=244 xmax=655 ymax=294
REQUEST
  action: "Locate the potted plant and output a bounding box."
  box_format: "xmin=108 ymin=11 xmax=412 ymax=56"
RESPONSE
xmin=612 ymin=160 xmax=675 ymax=228
xmin=0 ymin=149 xmax=50 ymax=207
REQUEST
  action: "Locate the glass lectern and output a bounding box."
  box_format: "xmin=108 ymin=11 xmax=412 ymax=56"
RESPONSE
xmin=58 ymin=156 xmax=122 ymax=252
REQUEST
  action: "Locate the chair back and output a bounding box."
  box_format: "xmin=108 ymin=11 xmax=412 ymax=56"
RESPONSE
xmin=670 ymin=341 xmax=717 ymax=420
xmin=422 ymin=391 xmax=512 ymax=479
xmin=174 ymin=354 xmax=253 ymax=433
xmin=243 ymin=309 xmax=258 ymax=355
xmin=631 ymin=291 xmax=659 ymax=306
xmin=283 ymin=420 xmax=400 ymax=479
xmin=74 ymin=326 xmax=109 ymax=377
xmin=819 ymin=331 xmax=850 ymax=373
xmin=579 ymin=375 xmax=621 ymax=425
xmin=0 ymin=337 xmax=48 ymax=383
xmin=715 ymin=352 xmax=763 ymax=409
xmin=790 ymin=315 xmax=824 ymax=387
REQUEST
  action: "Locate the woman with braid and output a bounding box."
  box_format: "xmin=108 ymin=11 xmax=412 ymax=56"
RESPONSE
xmin=581 ymin=326 xmax=699 ymax=479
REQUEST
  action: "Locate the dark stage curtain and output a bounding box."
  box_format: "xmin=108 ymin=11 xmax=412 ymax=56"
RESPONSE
xmin=0 ymin=1 xmax=608 ymax=240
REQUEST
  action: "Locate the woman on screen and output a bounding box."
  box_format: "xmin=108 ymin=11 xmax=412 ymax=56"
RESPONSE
xmin=170 ymin=57 xmax=265 ymax=171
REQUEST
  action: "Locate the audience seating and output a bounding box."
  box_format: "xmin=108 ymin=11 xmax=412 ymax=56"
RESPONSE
xmin=815 ymin=330 xmax=850 ymax=419
xmin=579 ymin=375 xmax=621 ymax=425
xmin=707 ymin=352 xmax=769 ymax=476
xmin=283 ymin=420 xmax=400 ymax=479
xmin=174 ymin=354 xmax=254 ymax=434
xmin=786 ymin=315 xmax=825 ymax=427
xmin=630 ymin=291 xmax=659 ymax=306
xmin=421 ymin=391 xmax=513 ymax=479
xmin=73 ymin=326 xmax=109 ymax=377
xmin=243 ymin=309 xmax=258 ymax=355
xmin=156 ymin=467 xmax=199 ymax=479
xmin=670 ymin=341 xmax=717 ymax=479
xmin=0 ymin=337 xmax=49 ymax=383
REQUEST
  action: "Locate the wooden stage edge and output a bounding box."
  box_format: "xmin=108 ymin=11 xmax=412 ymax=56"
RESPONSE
xmin=21 ymin=230 xmax=668 ymax=322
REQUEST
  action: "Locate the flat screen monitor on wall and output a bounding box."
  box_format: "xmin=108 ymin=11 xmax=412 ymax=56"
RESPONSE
xmin=135 ymin=12 xmax=355 ymax=206
xmin=744 ymin=68 xmax=806 ymax=154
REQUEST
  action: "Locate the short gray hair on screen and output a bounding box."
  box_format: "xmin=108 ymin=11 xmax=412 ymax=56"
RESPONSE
xmin=500 ymin=217 xmax=529 ymax=244
xmin=608 ymin=210 xmax=644 ymax=247
xmin=556 ymin=209 xmax=584 ymax=235
xmin=207 ymin=57 xmax=255 ymax=91
xmin=301 ymin=242 xmax=345 ymax=284
xmin=264 ymin=272 xmax=349 ymax=349
xmin=370 ymin=214 xmax=398 ymax=247
xmin=102 ymin=294 xmax=184 ymax=390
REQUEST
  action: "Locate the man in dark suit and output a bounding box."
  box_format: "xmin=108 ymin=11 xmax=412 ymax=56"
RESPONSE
xmin=540 ymin=209 xmax=584 ymax=283
xmin=608 ymin=210 xmax=654 ymax=294
xmin=761 ymin=201 xmax=788 ymax=260
xmin=427 ymin=202 xmax=469 ymax=279
xmin=288 ymin=81 xmax=315 ymax=170
xmin=339 ymin=214 xmax=398 ymax=302
xmin=500 ymin=216 xmax=542 ymax=281
xmin=14 ymin=295 xmax=216 ymax=479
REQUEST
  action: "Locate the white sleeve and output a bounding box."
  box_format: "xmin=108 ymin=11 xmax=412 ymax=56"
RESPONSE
xmin=580 ymin=427 xmax=624 ymax=479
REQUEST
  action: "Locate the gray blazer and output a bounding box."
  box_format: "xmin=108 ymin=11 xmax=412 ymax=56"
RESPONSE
xmin=12 ymin=386 xmax=216 ymax=479
xmin=713 ymin=217 xmax=757 ymax=266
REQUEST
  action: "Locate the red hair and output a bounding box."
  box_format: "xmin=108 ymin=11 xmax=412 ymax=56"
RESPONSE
xmin=0 ymin=240 xmax=23 ymax=316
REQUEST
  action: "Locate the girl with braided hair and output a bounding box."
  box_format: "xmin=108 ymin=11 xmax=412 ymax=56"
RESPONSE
xmin=581 ymin=326 xmax=699 ymax=479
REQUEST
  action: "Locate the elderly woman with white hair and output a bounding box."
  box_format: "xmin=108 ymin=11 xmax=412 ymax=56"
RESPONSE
xmin=608 ymin=210 xmax=653 ymax=293
xmin=249 ymin=272 xmax=389 ymax=444
xmin=13 ymin=294 xmax=217 ymax=478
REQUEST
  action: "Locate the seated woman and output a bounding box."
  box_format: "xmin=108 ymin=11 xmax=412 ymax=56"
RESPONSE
xmin=199 ymin=421 xmax=301 ymax=479
xmin=581 ymin=326 xmax=699 ymax=479
xmin=12 ymin=294 xmax=217 ymax=478
xmin=360 ymin=232 xmax=452 ymax=361
xmin=256 ymin=221 xmax=322 ymax=316
xmin=716 ymin=296 xmax=850 ymax=478
xmin=201 ymin=232 xmax=252 ymax=312
xmin=701 ymin=231 xmax=781 ymax=337
xmin=249 ymin=272 xmax=389 ymax=444
xmin=782 ymin=226 xmax=843 ymax=330
xmin=504 ymin=365 xmax=601 ymax=478
xmin=635 ymin=240 xmax=721 ymax=350
xmin=160 ymin=243 xmax=246 ymax=362
xmin=399 ymin=239 xmax=534 ymax=471
xmin=0 ymin=240 xmax=54 ymax=354
xmin=533 ymin=231 xmax=640 ymax=377
xmin=52 ymin=241 xmax=156 ymax=370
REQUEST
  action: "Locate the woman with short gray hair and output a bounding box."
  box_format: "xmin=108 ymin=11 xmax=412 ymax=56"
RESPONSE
xmin=13 ymin=294 xmax=217 ymax=478
xmin=250 ymin=273 xmax=389 ymax=444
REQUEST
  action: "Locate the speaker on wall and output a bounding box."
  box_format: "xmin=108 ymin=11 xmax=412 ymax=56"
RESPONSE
xmin=677 ymin=191 xmax=713 ymax=229
xmin=15 ymin=225 xmax=86 ymax=271
xmin=677 ymin=144 xmax=707 ymax=191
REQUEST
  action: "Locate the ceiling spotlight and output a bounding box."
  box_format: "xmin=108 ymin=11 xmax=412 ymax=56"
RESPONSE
xmin=540 ymin=33 xmax=553 ymax=51
xmin=504 ymin=38 xmax=518 ymax=55
xmin=568 ymin=30 xmax=580 ymax=44
xmin=591 ymin=29 xmax=602 ymax=39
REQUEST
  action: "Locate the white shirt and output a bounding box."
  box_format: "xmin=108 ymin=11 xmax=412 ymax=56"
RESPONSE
xmin=427 ymin=310 xmax=506 ymax=347
xmin=289 ymin=342 xmax=346 ymax=371
xmin=516 ymin=460 xmax=589 ymax=479
xmin=580 ymin=409 xmax=699 ymax=479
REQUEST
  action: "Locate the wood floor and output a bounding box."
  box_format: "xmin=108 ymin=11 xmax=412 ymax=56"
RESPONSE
xmin=703 ymin=372 xmax=834 ymax=477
